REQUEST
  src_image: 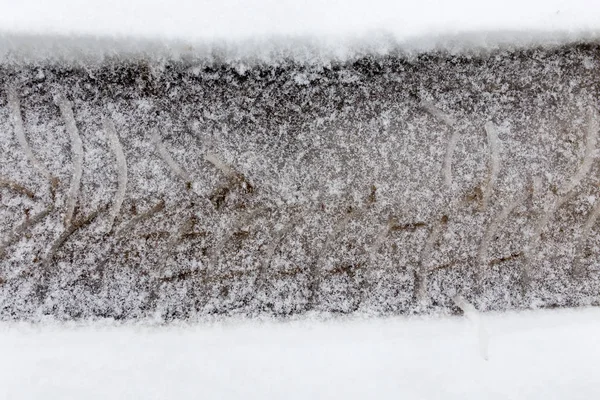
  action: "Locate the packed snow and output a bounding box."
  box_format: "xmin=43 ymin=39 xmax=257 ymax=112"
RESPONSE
xmin=1 ymin=308 xmax=599 ymax=399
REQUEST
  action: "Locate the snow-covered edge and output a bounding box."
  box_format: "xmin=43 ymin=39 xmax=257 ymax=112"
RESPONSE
xmin=1 ymin=30 xmax=599 ymax=66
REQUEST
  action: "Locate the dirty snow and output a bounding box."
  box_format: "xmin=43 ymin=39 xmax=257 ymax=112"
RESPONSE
xmin=1 ymin=1 xmax=599 ymax=397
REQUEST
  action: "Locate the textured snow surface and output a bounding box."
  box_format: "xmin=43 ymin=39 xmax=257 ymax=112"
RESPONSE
xmin=1 ymin=44 xmax=600 ymax=319
xmin=1 ymin=308 xmax=600 ymax=399
xmin=1 ymin=2 xmax=600 ymax=320
xmin=1 ymin=1 xmax=600 ymax=63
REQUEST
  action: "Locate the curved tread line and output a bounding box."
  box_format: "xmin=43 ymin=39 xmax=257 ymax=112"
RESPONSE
xmin=43 ymin=206 xmax=104 ymax=268
xmin=102 ymin=117 xmax=128 ymax=232
xmin=477 ymin=195 xmax=523 ymax=269
xmin=560 ymin=106 xmax=598 ymax=195
xmin=7 ymin=86 xmax=55 ymax=182
xmin=524 ymin=185 xmax=589 ymax=280
xmin=205 ymin=152 xmax=255 ymax=195
xmin=0 ymin=175 xmax=35 ymax=199
xmin=483 ymin=121 xmax=501 ymax=209
xmin=573 ymin=198 xmax=600 ymax=276
xmin=152 ymin=130 xmax=192 ymax=184
xmin=421 ymin=100 xmax=457 ymax=127
xmin=420 ymin=100 xmax=460 ymax=188
xmin=98 ymin=199 xmax=164 ymax=270
xmin=57 ymin=94 xmax=83 ymax=227
xmin=523 ymin=195 xmax=559 ymax=280
xmin=524 ymin=107 xmax=599 ymax=280
xmin=115 ymin=199 xmax=165 ymax=237
xmin=443 ymin=131 xmax=461 ymax=188
xmin=205 ymin=153 xmax=238 ymax=178
xmin=415 ymin=217 xmax=445 ymax=304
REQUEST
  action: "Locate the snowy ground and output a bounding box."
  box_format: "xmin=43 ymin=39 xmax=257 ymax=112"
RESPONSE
xmin=1 ymin=0 xmax=600 ymax=64
xmin=2 ymin=0 xmax=600 ymax=41
xmin=1 ymin=308 xmax=599 ymax=399
xmin=1 ymin=2 xmax=600 ymax=397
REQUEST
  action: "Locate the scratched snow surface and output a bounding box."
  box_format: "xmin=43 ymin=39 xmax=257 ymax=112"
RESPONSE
xmin=0 ymin=42 xmax=600 ymax=319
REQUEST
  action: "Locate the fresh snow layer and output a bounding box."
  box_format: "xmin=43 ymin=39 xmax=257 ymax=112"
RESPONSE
xmin=1 ymin=1 xmax=600 ymax=63
xmin=1 ymin=308 xmax=600 ymax=399
xmin=1 ymin=0 xmax=600 ymax=41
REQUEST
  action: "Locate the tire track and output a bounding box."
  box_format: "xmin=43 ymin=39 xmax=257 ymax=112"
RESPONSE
xmin=102 ymin=117 xmax=128 ymax=233
xmin=152 ymin=129 xmax=192 ymax=186
xmin=0 ymin=175 xmax=35 ymax=199
xmin=483 ymin=121 xmax=501 ymax=209
xmin=414 ymin=215 xmax=448 ymax=306
xmin=522 ymin=105 xmax=599 ymax=285
xmin=476 ymin=194 xmax=524 ymax=280
xmin=43 ymin=206 xmax=105 ymax=268
xmin=573 ymin=196 xmax=600 ymax=277
xmin=0 ymin=43 xmax=599 ymax=318
xmin=560 ymin=106 xmax=598 ymax=195
xmin=421 ymin=100 xmax=460 ymax=189
xmin=56 ymin=93 xmax=83 ymax=227
xmin=115 ymin=199 xmax=166 ymax=238
xmin=7 ymin=86 xmax=57 ymax=185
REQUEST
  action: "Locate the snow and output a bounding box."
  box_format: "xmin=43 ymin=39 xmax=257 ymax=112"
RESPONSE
xmin=1 ymin=0 xmax=600 ymax=41
xmin=0 ymin=3 xmax=599 ymax=396
xmin=2 ymin=42 xmax=600 ymax=317
xmin=0 ymin=0 xmax=600 ymax=63
xmin=1 ymin=308 xmax=599 ymax=399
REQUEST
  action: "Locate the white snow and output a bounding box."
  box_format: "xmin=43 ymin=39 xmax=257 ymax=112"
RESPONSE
xmin=1 ymin=0 xmax=599 ymax=41
xmin=1 ymin=308 xmax=600 ymax=399
xmin=0 ymin=1 xmax=599 ymax=63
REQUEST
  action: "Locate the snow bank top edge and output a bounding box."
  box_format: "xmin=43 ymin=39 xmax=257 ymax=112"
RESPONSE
xmin=1 ymin=306 xmax=598 ymax=331
xmin=3 ymin=0 xmax=600 ymax=40
xmin=0 ymin=30 xmax=599 ymax=67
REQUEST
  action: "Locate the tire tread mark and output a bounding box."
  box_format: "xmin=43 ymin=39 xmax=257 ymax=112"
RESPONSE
xmin=57 ymin=93 xmax=83 ymax=227
xmin=523 ymin=106 xmax=599 ymax=284
xmin=152 ymin=129 xmax=192 ymax=186
xmin=7 ymin=86 xmax=57 ymax=185
xmin=0 ymin=175 xmax=35 ymax=199
xmin=573 ymin=195 xmax=600 ymax=277
xmin=115 ymin=199 xmax=166 ymax=237
xmin=414 ymin=215 xmax=447 ymax=305
xmin=43 ymin=206 xmax=105 ymax=268
xmin=477 ymin=194 xmax=523 ymax=280
xmin=421 ymin=100 xmax=460 ymax=188
xmin=102 ymin=117 xmax=127 ymax=233
xmin=483 ymin=121 xmax=501 ymax=209
xmin=560 ymin=106 xmax=598 ymax=195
